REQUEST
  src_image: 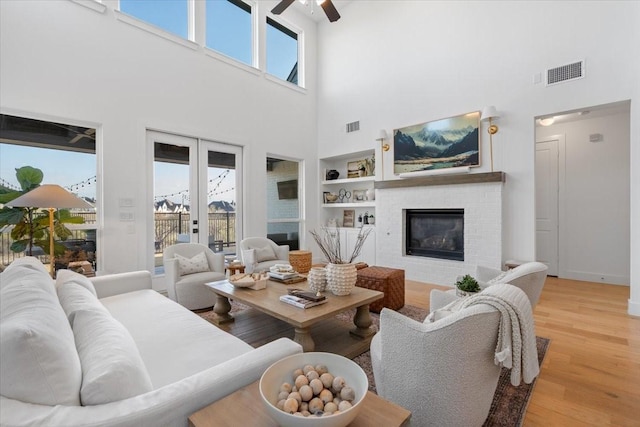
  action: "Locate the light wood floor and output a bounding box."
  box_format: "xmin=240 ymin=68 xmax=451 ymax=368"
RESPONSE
xmin=407 ymin=277 xmax=640 ymax=427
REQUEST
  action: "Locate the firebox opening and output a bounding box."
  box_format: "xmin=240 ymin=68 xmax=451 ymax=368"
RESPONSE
xmin=405 ymin=209 xmax=464 ymax=261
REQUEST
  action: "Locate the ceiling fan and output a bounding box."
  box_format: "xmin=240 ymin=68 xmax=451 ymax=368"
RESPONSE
xmin=272 ymin=0 xmax=341 ymax=23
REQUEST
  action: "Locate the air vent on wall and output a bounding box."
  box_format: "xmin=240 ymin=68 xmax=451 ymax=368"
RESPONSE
xmin=546 ymin=60 xmax=585 ymax=86
xmin=346 ymin=121 xmax=360 ymax=133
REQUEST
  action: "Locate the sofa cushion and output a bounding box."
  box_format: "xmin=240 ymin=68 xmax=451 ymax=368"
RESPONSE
xmin=100 ymin=289 xmax=254 ymax=388
xmin=0 ymin=260 xmax=82 ymax=406
xmin=56 ymin=269 xmax=97 ymax=297
xmin=254 ymin=245 xmax=277 ymax=262
xmin=73 ymin=308 xmax=153 ymax=405
xmin=58 ymin=280 xmax=108 ymax=326
xmin=175 ymin=251 xmax=210 ymax=276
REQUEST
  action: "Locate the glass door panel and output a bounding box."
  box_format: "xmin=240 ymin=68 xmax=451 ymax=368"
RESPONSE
xmin=150 ymin=131 xmax=198 ymax=274
xmin=199 ymin=141 xmax=242 ymax=260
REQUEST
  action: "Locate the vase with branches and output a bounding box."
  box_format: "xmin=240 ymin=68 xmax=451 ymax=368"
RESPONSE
xmin=309 ymin=227 xmax=372 ymax=295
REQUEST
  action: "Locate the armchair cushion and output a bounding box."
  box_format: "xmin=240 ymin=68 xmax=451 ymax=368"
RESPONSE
xmin=241 ymin=249 xmax=256 ymax=271
xmin=254 ymin=245 xmax=277 ymax=262
xmin=175 ymin=251 xmax=210 ymax=276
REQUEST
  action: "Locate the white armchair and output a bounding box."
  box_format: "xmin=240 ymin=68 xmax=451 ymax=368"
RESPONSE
xmin=163 ymin=243 xmax=226 ymax=310
xmin=239 ymin=237 xmax=290 ymax=273
xmin=370 ymin=304 xmax=502 ymax=426
xmin=430 ymin=262 xmax=548 ymax=312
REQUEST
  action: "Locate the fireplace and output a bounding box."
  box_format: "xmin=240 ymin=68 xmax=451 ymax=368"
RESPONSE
xmin=405 ymin=209 xmax=464 ymax=261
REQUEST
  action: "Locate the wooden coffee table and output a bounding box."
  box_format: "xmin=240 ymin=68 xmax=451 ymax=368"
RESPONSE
xmin=188 ymin=380 xmax=411 ymax=427
xmin=204 ymin=280 xmax=383 ymax=354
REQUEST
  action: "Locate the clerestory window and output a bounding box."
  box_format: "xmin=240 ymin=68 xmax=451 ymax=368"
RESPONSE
xmin=206 ymin=0 xmax=253 ymax=67
xmin=266 ymin=17 xmax=299 ymax=85
xmin=119 ymin=0 xmax=189 ymax=39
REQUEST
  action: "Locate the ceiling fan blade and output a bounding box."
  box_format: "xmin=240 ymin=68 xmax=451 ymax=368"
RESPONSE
xmin=271 ymin=0 xmax=296 ymax=15
xmin=320 ymin=0 xmax=340 ymax=22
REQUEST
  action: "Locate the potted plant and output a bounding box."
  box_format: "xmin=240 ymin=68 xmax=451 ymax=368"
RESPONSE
xmin=0 ymin=166 xmax=85 ymax=257
xmin=455 ymin=274 xmax=481 ymax=297
xmin=309 ymin=227 xmax=372 ymax=295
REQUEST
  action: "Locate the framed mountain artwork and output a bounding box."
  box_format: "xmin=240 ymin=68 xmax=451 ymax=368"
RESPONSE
xmin=393 ymin=111 xmax=481 ymax=175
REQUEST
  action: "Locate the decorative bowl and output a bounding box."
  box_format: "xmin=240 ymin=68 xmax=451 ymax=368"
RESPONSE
xmin=325 ymin=193 xmax=339 ymax=203
xmin=259 ymin=352 xmax=368 ymax=427
xmin=229 ymin=273 xmax=268 ymax=290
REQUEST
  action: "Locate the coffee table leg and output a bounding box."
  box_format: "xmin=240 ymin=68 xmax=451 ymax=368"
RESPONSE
xmin=350 ymin=304 xmax=376 ymax=338
xmin=212 ymin=295 xmax=234 ymax=325
xmin=294 ymin=327 xmax=315 ymax=352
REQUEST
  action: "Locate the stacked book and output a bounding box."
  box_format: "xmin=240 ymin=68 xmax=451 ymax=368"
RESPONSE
xmin=279 ymin=294 xmax=327 ymax=309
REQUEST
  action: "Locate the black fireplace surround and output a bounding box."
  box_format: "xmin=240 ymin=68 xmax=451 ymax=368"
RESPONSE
xmin=405 ymin=209 xmax=464 ymax=261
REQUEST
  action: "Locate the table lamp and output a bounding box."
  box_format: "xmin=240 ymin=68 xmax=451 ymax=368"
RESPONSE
xmin=7 ymin=184 xmax=94 ymax=277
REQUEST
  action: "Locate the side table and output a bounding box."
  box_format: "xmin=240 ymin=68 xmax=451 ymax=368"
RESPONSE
xmin=188 ymin=380 xmax=410 ymax=427
xmin=226 ymin=263 xmax=245 ymax=275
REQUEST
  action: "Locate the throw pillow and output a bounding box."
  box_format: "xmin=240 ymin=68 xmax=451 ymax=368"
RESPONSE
xmin=73 ymin=309 xmax=153 ymax=405
xmin=57 ymin=281 xmax=108 ymax=326
xmin=242 ymin=248 xmax=257 ymax=273
xmin=56 ymin=269 xmax=97 ymax=297
xmin=254 ymin=245 xmax=277 ymax=262
xmin=175 ymin=252 xmax=210 ymax=276
xmin=0 ymin=262 xmax=82 ymax=406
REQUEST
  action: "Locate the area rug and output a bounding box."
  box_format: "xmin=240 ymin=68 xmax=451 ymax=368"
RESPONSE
xmin=201 ymin=303 xmax=549 ymax=427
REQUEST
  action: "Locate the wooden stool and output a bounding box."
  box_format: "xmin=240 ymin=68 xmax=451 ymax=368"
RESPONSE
xmin=356 ymin=266 xmax=405 ymax=313
xmin=226 ymin=264 xmax=245 ymax=275
xmin=289 ymin=250 xmax=312 ymax=273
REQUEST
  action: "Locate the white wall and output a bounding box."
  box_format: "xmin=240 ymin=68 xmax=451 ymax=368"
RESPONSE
xmin=315 ymin=1 xmax=640 ymax=314
xmin=0 ymin=0 xmax=320 ymax=276
xmin=537 ymin=108 xmax=630 ymax=285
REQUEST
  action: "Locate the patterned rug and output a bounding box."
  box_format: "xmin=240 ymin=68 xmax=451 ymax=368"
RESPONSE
xmin=202 ymin=303 xmax=549 ymax=427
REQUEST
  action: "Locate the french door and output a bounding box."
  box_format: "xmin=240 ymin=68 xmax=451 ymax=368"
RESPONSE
xmin=148 ymin=130 xmax=242 ymax=274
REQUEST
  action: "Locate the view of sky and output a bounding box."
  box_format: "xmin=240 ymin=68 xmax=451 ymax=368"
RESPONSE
xmin=1 ymin=0 xmax=296 ymax=206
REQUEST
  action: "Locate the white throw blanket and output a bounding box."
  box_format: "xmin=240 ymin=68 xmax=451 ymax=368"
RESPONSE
xmin=428 ymin=284 xmax=539 ymax=386
xmin=463 ymin=284 xmax=539 ymax=385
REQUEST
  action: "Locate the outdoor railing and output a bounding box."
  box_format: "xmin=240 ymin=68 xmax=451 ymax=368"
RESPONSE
xmin=0 ymin=211 xmax=236 ymax=266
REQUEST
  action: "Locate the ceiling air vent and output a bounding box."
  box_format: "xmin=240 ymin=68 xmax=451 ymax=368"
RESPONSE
xmin=346 ymin=121 xmax=360 ymax=133
xmin=546 ymin=60 xmax=585 ymax=86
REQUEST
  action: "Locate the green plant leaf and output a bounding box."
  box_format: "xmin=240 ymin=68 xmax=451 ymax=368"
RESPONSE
xmin=15 ymin=166 xmax=43 ymax=191
xmin=0 ymin=191 xmax=24 ymax=204
xmin=0 ymin=207 xmax=27 ymax=227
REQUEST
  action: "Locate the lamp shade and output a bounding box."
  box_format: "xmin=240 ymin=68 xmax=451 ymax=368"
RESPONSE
xmin=377 ymin=129 xmax=388 ymax=140
xmin=480 ymin=106 xmax=499 ymax=121
xmin=7 ymin=184 xmax=93 ymax=209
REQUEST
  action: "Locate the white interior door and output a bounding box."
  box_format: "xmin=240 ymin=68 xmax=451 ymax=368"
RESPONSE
xmin=535 ymin=138 xmax=559 ymax=276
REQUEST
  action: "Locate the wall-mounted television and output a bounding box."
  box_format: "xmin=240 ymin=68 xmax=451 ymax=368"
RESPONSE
xmin=277 ymin=180 xmax=298 ymax=200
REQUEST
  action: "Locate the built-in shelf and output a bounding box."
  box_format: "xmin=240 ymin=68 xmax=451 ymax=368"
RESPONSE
xmin=322 ymin=202 xmax=375 ymax=208
xmin=375 ymin=172 xmax=505 ymax=189
xmin=322 ymin=176 xmax=375 ymax=185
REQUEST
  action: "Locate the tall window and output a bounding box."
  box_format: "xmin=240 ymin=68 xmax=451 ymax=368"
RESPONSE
xmin=119 ymin=0 xmax=189 ymax=39
xmin=206 ymin=0 xmax=252 ymax=66
xmin=266 ymin=17 xmax=299 ymax=85
xmin=0 ymin=115 xmax=98 ymax=270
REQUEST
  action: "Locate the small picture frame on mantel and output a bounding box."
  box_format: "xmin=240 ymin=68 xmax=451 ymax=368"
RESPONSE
xmin=343 ymin=209 xmax=355 ymax=227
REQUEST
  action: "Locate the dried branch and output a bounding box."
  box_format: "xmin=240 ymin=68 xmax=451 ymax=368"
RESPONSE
xmin=309 ymin=227 xmax=371 ymax=264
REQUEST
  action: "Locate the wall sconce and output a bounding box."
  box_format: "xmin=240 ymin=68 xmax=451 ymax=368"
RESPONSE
xmin=376 ymin=129 xmax=389 ymax=180
xmin=480 ymin=106 xmax=500 ymax=172
xmin=377 ymin=129 xmax=389 ymax=151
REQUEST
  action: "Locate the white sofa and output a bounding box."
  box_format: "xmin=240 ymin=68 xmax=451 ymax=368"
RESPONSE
xmin=0 ymin=257 xmax=302 ymax=427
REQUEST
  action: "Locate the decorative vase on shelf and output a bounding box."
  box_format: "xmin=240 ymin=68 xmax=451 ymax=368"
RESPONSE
xmin=326 ymin=263 xmax=358 ymax=296
xmin=366 ymin=188 xmax=375 ymax=201
xmin=326 ymin=170 xmax=340 ymax=180
xmin=307 ymin=267 xmax=327 ymax=293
